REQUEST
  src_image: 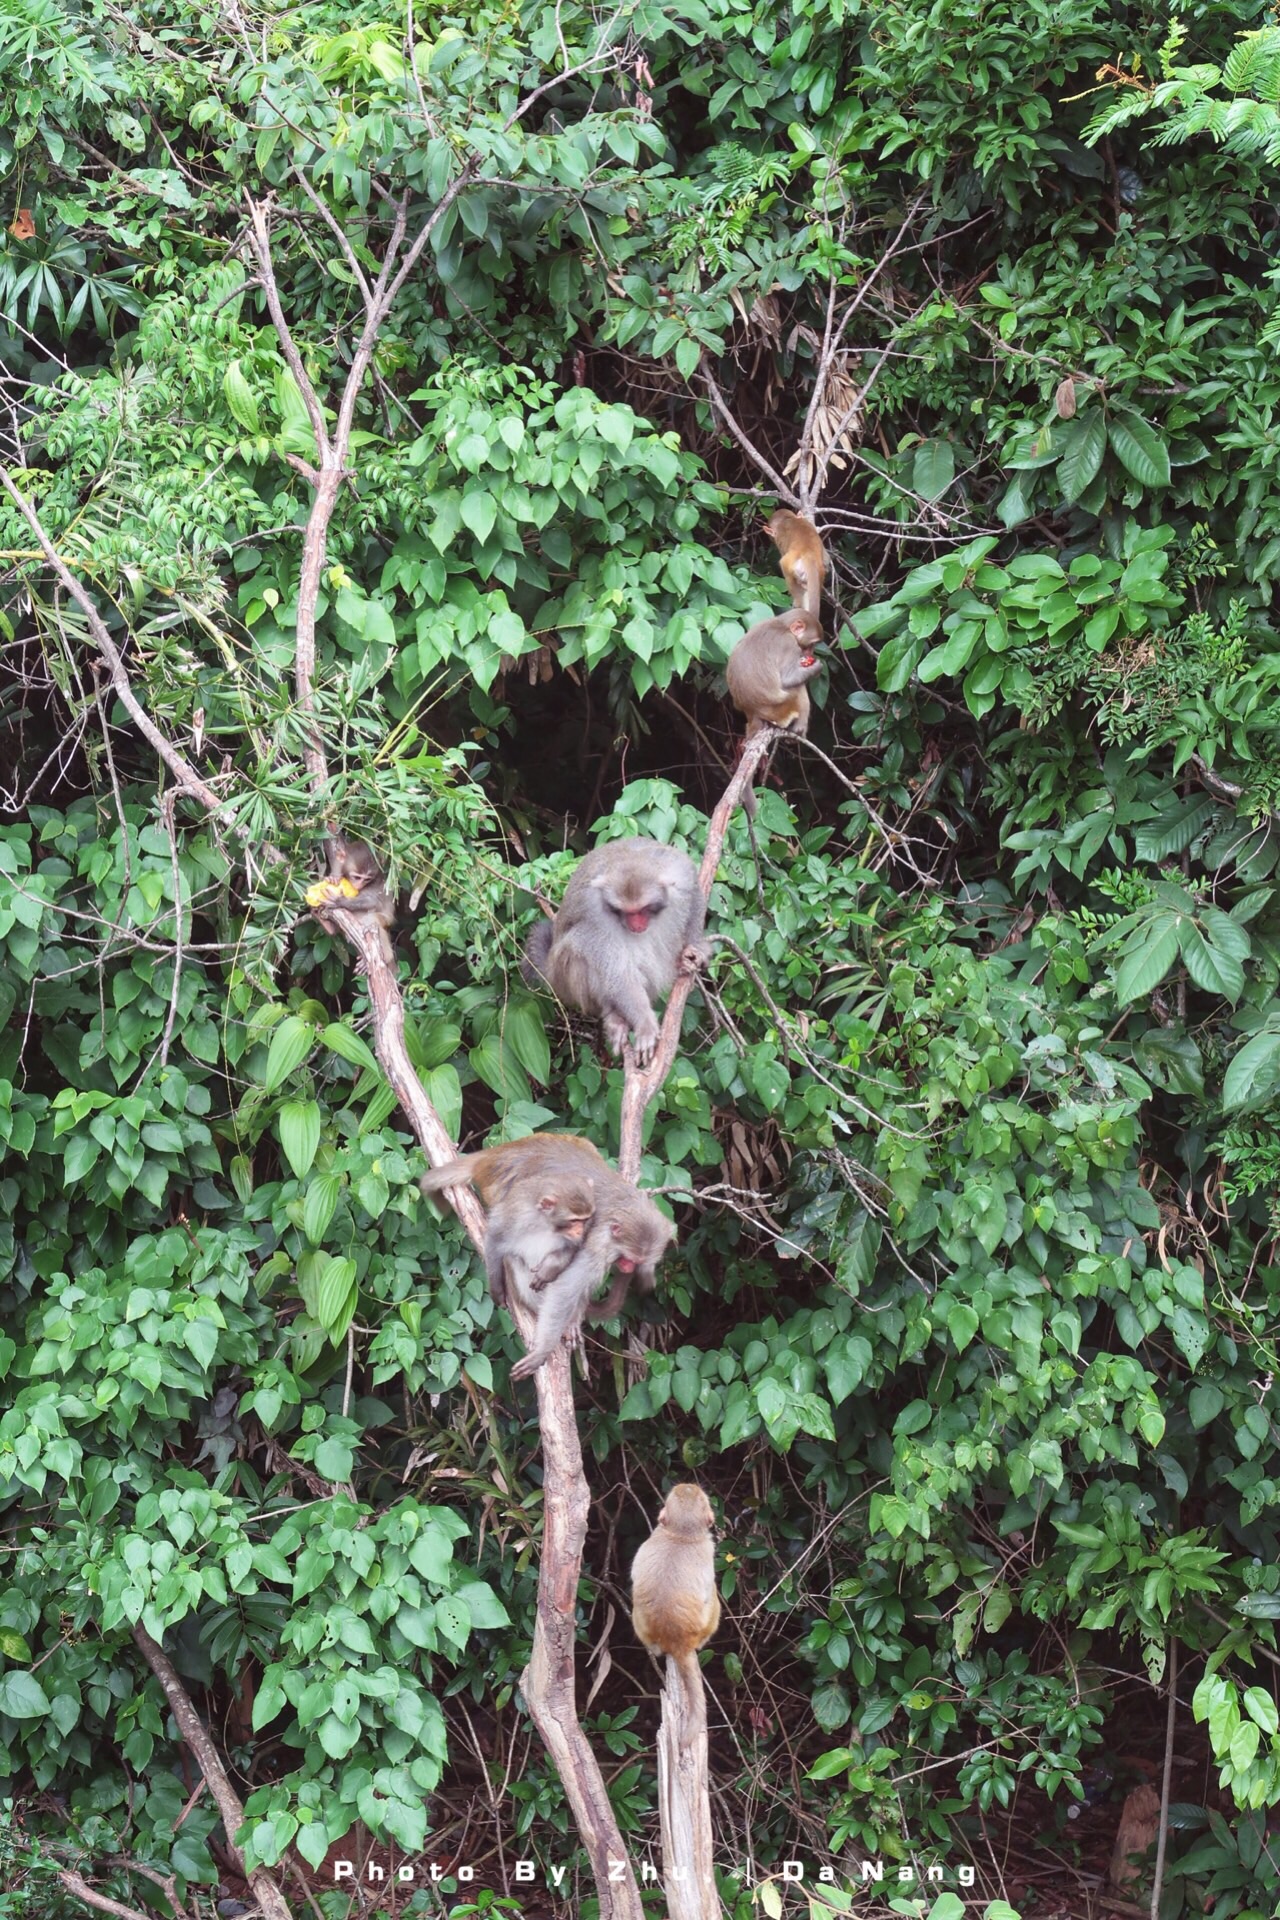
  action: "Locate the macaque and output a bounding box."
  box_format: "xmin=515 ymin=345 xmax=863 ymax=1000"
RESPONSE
xmin=479 ymin=1170 xmax=596 ymax=1308
xmin=725 ymin=611 xmax=824 ymax=816
xmin=521 ymin=839 xmax=706 ymax=1068
xmin=420 ymin=1133 xmax=676 ymax=1376
xmin=305 ymin=835 xmax=396 ymax=963
xmin=764 ymin=510 xmax=826 ymax=617
xmin=630 ymin=1483 xmax=721 ymax=1725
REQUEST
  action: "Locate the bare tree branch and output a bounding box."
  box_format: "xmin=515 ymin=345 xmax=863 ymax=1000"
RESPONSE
xmin=0 ymin=472 xmax=230 ymax=817
xmin=131 ymin=1624 xmax=291 ymax=1920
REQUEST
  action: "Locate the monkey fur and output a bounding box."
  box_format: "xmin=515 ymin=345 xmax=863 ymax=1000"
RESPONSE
xmin=420 ymin=1134 xmax=676 ymax=1376
xmin=521 ymin=839 xmax=706 ymax=1069
xmin=480 ymin=1169 xmax=596 ymax=1309
xmin=725 ymin=611 xmax=825 ymax=817
xmin=764 ymin=510 xmax=826 ymax=618
xmin=630 ymin=1483 xmax=721 ymax=1730
xmin=306 ymin=834 xmax=396 ymax=964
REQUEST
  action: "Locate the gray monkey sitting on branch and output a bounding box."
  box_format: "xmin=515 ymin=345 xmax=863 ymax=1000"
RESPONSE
xmin=521 ymin=837 xmax=707 ymax=1068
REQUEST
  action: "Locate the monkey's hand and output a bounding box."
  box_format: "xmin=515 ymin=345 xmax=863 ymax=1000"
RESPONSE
xmin=678 ymin=941 xmax=709 ymax=977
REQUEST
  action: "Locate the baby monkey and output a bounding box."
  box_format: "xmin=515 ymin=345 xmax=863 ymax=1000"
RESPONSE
xmin=725 ymin=611 xmax=824 ymax=816
xmin=305 ymin=834 xmax=396 ymax=964
xmin=764 ymin=509 xmax=826 ymax=618
xmin=420 ymin=1134 xmax=675 ymax=1377
xmin=631 ymin=1483 xmax=721 ymax=1732
xmin=522 ymin=839 xmax=706 ymax=1069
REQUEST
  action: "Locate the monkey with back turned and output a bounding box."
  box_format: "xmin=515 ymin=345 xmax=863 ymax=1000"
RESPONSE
xmin=521 ymin=838 xmax=706 ymax=1069
xmin=631 ymin=1482 xmax=721 ymax=1731
xmin=764 ymin=510 xmax=826 ymax=618
xmin=420 ymin=1134 xmax=676 ymax=1377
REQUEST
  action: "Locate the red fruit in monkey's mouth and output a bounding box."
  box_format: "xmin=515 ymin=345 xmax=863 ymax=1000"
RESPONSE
xmin=799 ymin=654 xmax=817 ymax=667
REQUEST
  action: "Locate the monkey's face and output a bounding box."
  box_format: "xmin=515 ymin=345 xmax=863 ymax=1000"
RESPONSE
xmin=539 ymin=1184 xmax=594 ymax=1239
xmin=603 ymin=882 xmax=667 ymax=935
xmin=602 ymin=1210 xmax=676 ymax=1278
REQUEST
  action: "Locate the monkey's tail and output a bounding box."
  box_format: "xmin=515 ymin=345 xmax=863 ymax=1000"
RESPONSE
xmin=419 ymin=1154 xmax=482 ymax=1196
xmin=520 ymin=916 xmax=554 ymax=988
xmin=669 ymin=1652 xmax=708 ymax=1747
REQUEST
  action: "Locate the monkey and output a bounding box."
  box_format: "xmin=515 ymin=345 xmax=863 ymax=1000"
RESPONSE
xmin=630 ymin=1483 xmax=721 ymax=1731
xmin=764 ymin=509 xmax=826 ymax=618
xmin=420 ymin=1134 xmax=676 ymax=1376
xmin=480 ymin=1168 xmax=597 ymax=1308
xmin=305 ymin=835 xmax=396 ymax=963
xmin=508 ymin=1173 xmax=674 ymax=1378
xmin=521 ymin=839 xmax=706 ymax=1069
xmin=725 ymin=611 xmax=825 ymax=817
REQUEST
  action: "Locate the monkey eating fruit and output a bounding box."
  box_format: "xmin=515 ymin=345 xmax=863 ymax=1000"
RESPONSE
xmin=306 ymin=835 xmax=396 ymax=963
xmin=521 ymin=838 xmax=706 ymax=1068
xmin=725 ymin=611 xmax=825 ymax=816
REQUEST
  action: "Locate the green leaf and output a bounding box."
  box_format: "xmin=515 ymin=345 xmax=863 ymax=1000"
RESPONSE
xmin=0 ymin=1671 xmax=50 ymax=1718
xmin=459 ymin=489 xmax=497 ymax=542
xmin=501 ymin=1001 xmax=551 ymax=1085
xmin=315 ymin=1255 xmax=357 ymax=1342
xmin=1058 ymin=410 xmax=1107 ymax=503
xmin=264 ymin=1015 xmax=316 ymax=1095
xmin=1179 ymin=923 xmax=1245 ymax=1003
xmin=1108 ymin=411 xmax=1171 ymax=489
xmin=278 ymin=1100 xmax=322 ymax=1180
xmin=222 ymin=359 xmax=259 ymax=434
xmin=946 ymin=1302 xmax=979 ymax=1351
xmin=302 ymin=1172 xmax=342 ymax=1245
xmin=876 ymin=630 xmax=925 ymax=692
xmin=1114 ymin=919 xmax=1180 ymax=1004
xmin=1223 ymin=1029 xmax=1280 ymax=1112
xmin=912 ymin=440 xmax=955 ymax=501
xmin=1133 ymin=1028 xmax=1204 ymax=1097
xmin=320 ymin=1022 xmax=379 ymax=1075
xmin=1243 ymin=1685 xmax=1279 ymax=1736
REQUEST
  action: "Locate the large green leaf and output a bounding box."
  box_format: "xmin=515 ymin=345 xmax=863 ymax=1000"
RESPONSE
xmin=1223 ymin=1028 xmax=1280 ymax=1111
xmin=1108 ymin=411 xmax=1171 ymax=489
xmin=1114 ymin=918 xmax=1180 ymax=1004
xmin=1058 ymin=409 xmax=1107 ymax=503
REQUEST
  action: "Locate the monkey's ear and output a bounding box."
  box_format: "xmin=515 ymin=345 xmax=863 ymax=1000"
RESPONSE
xmin=535 ymin=1192 xmax=558 ymax=1214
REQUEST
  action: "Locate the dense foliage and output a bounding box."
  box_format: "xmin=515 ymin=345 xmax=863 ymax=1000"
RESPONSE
xmin=5 ymin=1 xmax=1280 ymax=1916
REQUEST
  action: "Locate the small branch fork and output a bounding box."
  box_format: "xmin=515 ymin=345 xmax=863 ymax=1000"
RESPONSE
xmin=618 ymin=729 xmax=772 ymax=1181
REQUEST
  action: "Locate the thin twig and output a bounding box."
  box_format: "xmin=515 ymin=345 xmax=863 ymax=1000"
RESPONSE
xmin=1150 ymin=1637 xmax=1177 ymax=1920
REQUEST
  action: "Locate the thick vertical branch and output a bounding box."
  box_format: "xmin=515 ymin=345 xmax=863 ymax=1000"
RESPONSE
xmin=521 ymin=1351 xmax=644 ymax=1918
xmin=655 ymin=1665 xmax=720 ymax=1920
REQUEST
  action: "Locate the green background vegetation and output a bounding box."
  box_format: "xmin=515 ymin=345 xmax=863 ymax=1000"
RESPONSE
xmin=4 ymin=0 xmax=1280 ymax=1915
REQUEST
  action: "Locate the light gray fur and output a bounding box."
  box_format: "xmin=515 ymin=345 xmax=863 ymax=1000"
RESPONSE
xmin=509 ymin=1169 xmax=675 ymax=1379
xmin=521 ymin=838 xmax=706 ymax=1068
xmin=482 ymin=1170 xmax=595 ymax=1310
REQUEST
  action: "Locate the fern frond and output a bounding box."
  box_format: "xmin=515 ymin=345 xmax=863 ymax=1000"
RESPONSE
xmin=1081 ymin=94 xmax=1154 ymax=145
